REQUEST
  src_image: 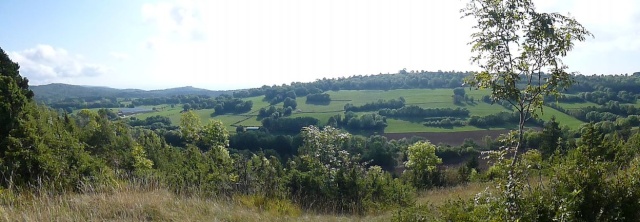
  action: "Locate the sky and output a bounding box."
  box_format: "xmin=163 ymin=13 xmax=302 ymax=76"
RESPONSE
xmin=0 ymin=0 xmax=638 ymax=90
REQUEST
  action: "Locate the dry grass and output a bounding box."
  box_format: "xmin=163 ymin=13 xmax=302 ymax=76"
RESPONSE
xmin=416 ymin=182 xmax=491 ymax=207
xmin=0 ymin=185 xmax=393 ymax=222
xmin=0 ymin=178 xmax=492 ymax=221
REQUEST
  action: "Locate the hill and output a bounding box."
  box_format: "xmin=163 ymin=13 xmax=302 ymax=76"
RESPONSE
xmin=34 ymin=71 xmax=640 ymax=145
xmin=31 ymin=83 xmax=232 ymax=102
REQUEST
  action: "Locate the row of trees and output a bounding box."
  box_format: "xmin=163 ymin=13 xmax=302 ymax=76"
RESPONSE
xmin=467 ymin=112 xmax=545 ymax=128
xmin=423 ymin=117 xmax=466 ymax=128
xmin=128 ymin=115 xmax=173 ymax=129
xmin=378 ymin=106 xmax=470 ymax=119
xmin=340 ymin=112 xmax=388 ymax=131
xmin=260 ymin=116 xmax=319 ymax=134
xmin=344 ymin=97 xmax=405 ymax=112
xmin=258 ymin=105 xmax=294 ymax=118
xmin=305 ymin=93 xmax=331 ymax=104
xmin=544 ymin=100 xmax=640 ymax=125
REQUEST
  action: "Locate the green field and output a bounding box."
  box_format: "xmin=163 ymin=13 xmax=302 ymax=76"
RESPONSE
xmin=117 ymin=88 xmax=593 ymax=133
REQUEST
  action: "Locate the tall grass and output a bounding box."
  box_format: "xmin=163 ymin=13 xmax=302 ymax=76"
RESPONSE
xmin=416 ymin=182 xmax=490 ymax=207
xmin=0 ymin=179 xmax=396 ymax=222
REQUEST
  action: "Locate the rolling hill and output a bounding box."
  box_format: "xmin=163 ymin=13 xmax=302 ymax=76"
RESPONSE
xmin=31 ymin=83 xmax=233 ymax=102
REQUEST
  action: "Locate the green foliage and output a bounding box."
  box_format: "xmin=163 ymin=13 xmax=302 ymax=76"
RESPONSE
xmin=540 ymin=116 xmax=566 ymax=157
xmin=404 ymin=141 xmax=443 ymax=189
xmin=283 ymin=97 xmax=297 ymax=109
xmin=235 ymin=152 xmax=287 ymax=198
xmin=131 ymin=143 xmax=153 ymax=174
xmin=458 ymin=1 xmax=593 ymax=219
xmin=287 ymin=126 xmax=415 ymax=214
xmin=462 ymin=0 xmax=592 ymax=154
xmin=437 ymin=123 xmax=640 ymax=221
xmin=179 ymin=111 xmax=202 ymax=144
xmin=361 ymin=135 xmax=398 ymax=171
xmin=236 ymin=194 xmax=302 ymax=217
xmin=0 ymin=48 xmax=111 ymax=190
xmin=200 ymin=119 xmax=230 ymax=151
xmin=74 ymin=109 xmax=136 ymax=170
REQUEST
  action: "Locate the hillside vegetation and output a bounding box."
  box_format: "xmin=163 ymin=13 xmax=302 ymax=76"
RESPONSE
xmin=4 ymin=0 xmax=640 ymax=219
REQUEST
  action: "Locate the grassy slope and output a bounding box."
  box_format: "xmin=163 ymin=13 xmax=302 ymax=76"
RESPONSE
xmin=0 ymin=181 xmax=488 ymax=221
xmin=0 ymin=187 xmax=388 ymax=221
xmin=121 ymin=89 xmax=596 ymax=133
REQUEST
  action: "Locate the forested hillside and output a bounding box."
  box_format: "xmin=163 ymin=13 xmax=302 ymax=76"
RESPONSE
xmin=31 ymin=83 xmax=230 ymax=103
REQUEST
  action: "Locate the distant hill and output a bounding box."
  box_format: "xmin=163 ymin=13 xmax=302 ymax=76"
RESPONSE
xmin=31 ymin=83 xmax=232 ymax=102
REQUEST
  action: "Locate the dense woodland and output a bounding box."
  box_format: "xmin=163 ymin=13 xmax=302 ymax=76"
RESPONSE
xmin=4 ymin=0 xmax=640 ymax=218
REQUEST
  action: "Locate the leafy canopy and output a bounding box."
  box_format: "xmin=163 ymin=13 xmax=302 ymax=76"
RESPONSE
xmin=461 ymin=0 xmax=592 ymax=119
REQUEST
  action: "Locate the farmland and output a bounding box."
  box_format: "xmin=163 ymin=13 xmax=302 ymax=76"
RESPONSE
xmin=125 ymin=88 xmax=593 ymax=136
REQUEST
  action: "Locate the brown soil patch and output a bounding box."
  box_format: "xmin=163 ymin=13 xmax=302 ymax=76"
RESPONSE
xmin=383 ymin=129 xmax=513 ymax=147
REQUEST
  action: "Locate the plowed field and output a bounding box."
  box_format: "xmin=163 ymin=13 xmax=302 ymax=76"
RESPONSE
xmin=383 ymin=129 xmax=513 ymax=146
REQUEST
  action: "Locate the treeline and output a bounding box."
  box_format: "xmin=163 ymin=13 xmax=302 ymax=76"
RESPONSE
xmin=338 ymin=112 xmax=388 ymax=131
xmin=378 ymin=105 xmax=470 ymax=119
xmin=568 ymin=73 xmax=640 ymax=94
xmin=344 ymin=97 xmax=405 ymax=112
xmin=231 ymin=70 xmax=471 ymax=99
xmin=48 ymin=97 xmax=126 ymax=112
xmin=305 ymin=93 xmax=331 ymax=104
xmin=229 ymin=132 xmax=402 ymax=171
xmin=261 ymin=116 xmax=319 ymax=134
xmin=131 ymin=94 xmax=253 ymax=112
xmin=423 ymin=117 xmax=466 ymax=128
xmin=468 ymin=111 xmax=545 ymax=128
xmin=258 ymin=105 xmax=294 ymax=118
xmin=548 ymin=101 xmax=640 ymax=122
xmin=164 ymin=94 xmax=253 ymax=115
xmin=128 ymin=115 xmax=173 ymax=129
xmin=545 ymin=90 xmax=637 ymax=105
xmin=46 ymin=93 xmax=255 ymax=114
xmin=211 ymin=98 xmax=253 ymax=115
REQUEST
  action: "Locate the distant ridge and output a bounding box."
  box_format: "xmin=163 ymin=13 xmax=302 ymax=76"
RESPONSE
xmin=31 ymin=83 xmax=232 ymax=102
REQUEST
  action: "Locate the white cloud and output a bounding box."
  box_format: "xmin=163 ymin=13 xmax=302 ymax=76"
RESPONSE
xmin=532 ymin=0 xmax=640 ymax=75
xmin=8 ymin=44 xmax=109 ymax=85
xmin=535 ymin=0 xmax=640 ymax=52
xmin=110 ymin=52 xmax=131 ymax=61
xmin=142 ymin=0 xmax=205 ymax=43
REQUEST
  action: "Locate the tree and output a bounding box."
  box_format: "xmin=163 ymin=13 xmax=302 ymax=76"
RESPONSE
xmin=0 ymin=47 xmax=34 ymax=141
xmin=180 ymin=111 xmax=202 ymax=144
xmin=200 ymin=119 xmax=230 ymax=152
xmin=540 ymin=116 xmax=563 ymax=157
xmin=461 ymin=0 xmax=592 ymax=158
xmin=453 ymin=88 xmax=466 ymax=97
xmin=1 ymin=47 xmax=110 ymax=189
xmin=461 ymin=0 xmax=592 ymax=218
xmin=283 ymin=97 xmax=297 ymax=109
xmin=404 ymin=141 xmax=442 ymax=188
xmin=131 ymin=143 xmax=153 ymax=174
xmin=182 ymin=103 xmax=191 ymax=112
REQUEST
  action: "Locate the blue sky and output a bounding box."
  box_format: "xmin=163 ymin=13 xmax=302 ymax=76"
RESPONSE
xmin=1 ymin=0 xmax=638 ymax=90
